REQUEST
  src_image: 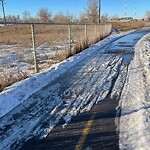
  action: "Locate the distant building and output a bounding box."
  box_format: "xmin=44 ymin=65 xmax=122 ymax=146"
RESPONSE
xmin=138 ymin=18 xmax=150 ymax=21
xmin=119 ymin=17 xmax=133 ymax=22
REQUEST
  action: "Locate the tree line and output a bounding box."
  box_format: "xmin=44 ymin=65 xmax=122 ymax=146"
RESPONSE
xmin=0 ymin=0 xmax=109 ymax=24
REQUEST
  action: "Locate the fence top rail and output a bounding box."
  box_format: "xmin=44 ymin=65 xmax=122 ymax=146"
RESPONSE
xmin=0 ymin=22 xmax=110 ymax=26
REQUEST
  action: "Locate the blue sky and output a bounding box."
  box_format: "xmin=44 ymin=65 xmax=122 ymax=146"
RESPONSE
xmin=1 ymin=0 xmax=150 ymax=19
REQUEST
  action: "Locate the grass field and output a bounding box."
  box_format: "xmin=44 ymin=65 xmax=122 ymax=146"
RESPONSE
xmin=0 ymin=24 xmax=112 ymax=92
xmin=111 ymin=21 xmax=144 ymax=31
xmin=0 ymin=24 xmax=110 ymax=45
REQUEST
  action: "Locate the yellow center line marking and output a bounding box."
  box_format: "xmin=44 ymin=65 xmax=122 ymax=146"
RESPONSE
xmin=75 ymin=113 xmax=96 ymax=150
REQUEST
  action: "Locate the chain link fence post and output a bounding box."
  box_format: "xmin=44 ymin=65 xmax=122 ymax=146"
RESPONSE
xmin=31 ymin=24 xmax=38 ymax=73
xmin=85 ymin=24 xmax=87 ymax=46
xmin=94 ymin=24 xmax=97 ymax=40
xmin=99 ymin=24 xmax=101 ymax=40
xmin=68 ymin=24 xmax=71 ymax=56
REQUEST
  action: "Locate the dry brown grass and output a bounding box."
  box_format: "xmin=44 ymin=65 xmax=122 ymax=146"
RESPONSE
xmin=0 ymin=25 xmax=32 ymax=46
xmin=111 ymin=21 xmax=144 ymax=31
xmin=0 ymin=24 xmax=112 ymax=92
xmin=0 ymin=69 xmax=28 ymax=92
xmin=0 ymin=24 xmax=111 ymax=46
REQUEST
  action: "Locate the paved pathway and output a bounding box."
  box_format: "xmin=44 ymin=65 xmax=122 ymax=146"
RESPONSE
xmin=1 ymin=28 xmax=150 ymax=150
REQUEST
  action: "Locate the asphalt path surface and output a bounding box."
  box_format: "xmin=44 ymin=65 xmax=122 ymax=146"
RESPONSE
xmin=21 ymin=29 xmax=150 ymax=150
xmin=1 ymin=28 xmax=150 ymax=150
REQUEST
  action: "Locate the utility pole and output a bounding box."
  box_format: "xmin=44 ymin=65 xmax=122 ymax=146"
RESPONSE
xmin=132 ymin=0 xmax=136 ymax=19
xmin=98 ymin=0 xmax=101 ymax=23
xmin=125 ymin=0 xmax=127 ymax=17
xmin=0 ymin=0 xmax=6 ymax=25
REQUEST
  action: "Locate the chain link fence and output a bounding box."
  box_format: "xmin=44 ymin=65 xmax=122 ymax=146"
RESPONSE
xmin=0 ymin=23 xmax=112 ymax=91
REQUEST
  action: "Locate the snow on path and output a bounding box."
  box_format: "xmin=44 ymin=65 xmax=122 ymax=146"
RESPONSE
xmin=0 ymin=54 xmax=123 ymax=150
xmin=0 ymin=30 xmax=133 ymax=119
xmin=0 ymin=32 xmax=130 ymax=149
xmin=119 ymin=32 xmax=150 ymax=150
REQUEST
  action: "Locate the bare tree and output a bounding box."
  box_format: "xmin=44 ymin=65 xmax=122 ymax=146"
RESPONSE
xmin=53 ymin=12 xmax=75 ymax=24
xmin=111 ymin=15 xmax=119 ymax=20
xmin=53 ymin=12 xmax=66 ymax=23
xmin=86 ymin=0 xmax=99 ymax=23
xmin=101 ymin=13 xmax=109 ymax=22
xmin=79 ymin=12 xmax=88 ymax=23
xmin=22 ymin=10 xmax=31 ymax=22
xmin=65 ymin=12 xmax=75 ymax=23
xmin=6 ymin=15 xmax=20 ymax=22
xmin=145 ymin=11 xmax=150 ymax=18
xmin=37 ymin=8 xmax=52 ymax=23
